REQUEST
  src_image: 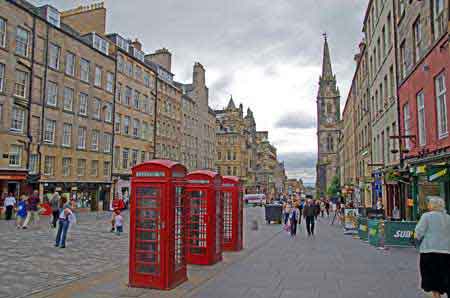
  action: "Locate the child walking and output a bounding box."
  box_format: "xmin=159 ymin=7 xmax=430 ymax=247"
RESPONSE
xmin=114 ymin=209 xmax=123 ymax=235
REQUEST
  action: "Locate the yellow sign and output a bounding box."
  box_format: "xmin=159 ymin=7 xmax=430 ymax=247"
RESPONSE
xmin=417 ymin=165 xmax=426 ymax=174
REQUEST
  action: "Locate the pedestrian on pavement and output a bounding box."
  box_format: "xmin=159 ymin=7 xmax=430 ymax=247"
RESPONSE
xmin=320 ymin=200 xmax=325 ymax=217
xmin=15 ymin=194 xmax=27 ymax=228
xmin=50 ymin=190 xmax=60 ymax=228
xmin=23 ymin=190 xmax=40 ymax=228
xmin=303 ymin=199 xmax=316 ymax=237
xmin=325 ymin=199 xmax=330 ymax=217
xmin=289 ymin=203 xmax=300 ymax=237
xmin=55 ymin=195 xmax=74 ymax=248
xmin=331 ymin=201 xmax=343 ymax=225
xmin=4 ymin=192 xmax=16 ymax=220
xmin=114 ymin=209 xmax=124 ymax=236
xmin=298 ymin=200 xmax=304 ymax=225
xmin=282 ymin=201 xmax=291 ymax=227
xmin=314 ymin=200 xmax=320 ymax=220
xmin=415 ymin=196 xmax=450 ymax=298
xmin=392 ymin=205 xmax=401 ymax=221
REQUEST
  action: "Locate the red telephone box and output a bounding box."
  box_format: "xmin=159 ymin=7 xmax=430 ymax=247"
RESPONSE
xmin=129 ymin=160 xmax=187 ymax=290
xmin=185 ymin=170 xmax=223 ymax=265
xmin=222 ymin=176 xmax=244 ymax=251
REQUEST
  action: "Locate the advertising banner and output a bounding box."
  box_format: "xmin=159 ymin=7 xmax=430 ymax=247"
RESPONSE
xmin=384 ymin=221 xmax=417 ymax=247
xmin=344 ymin=209 xmax=359 ymax=234
xmin=368 ymin=219 xmax=380 ymax=247
xmin=358 ymin=217 xmax=368 ymax=241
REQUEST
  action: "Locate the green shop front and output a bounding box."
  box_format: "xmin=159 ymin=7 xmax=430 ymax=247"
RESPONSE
xmin=409 ymin=160 xmax=450 ymax=220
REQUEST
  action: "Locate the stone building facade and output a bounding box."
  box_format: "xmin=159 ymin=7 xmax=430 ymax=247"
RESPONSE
xmin=363 ymin=0 xmax=401 ymax=212
xmin=353 ymin=41 xmax=373 ymax=207
xmin=316 ymin=36 xmax=342 ymax=197
xmin=177 ymin=62 xmax=216 ymax=171
xmin=215 ymin=98 xmax=250 ymax=182
xmin=215 ymin=98 xmax=285 ymax=195
xmin=0 ymin=0 xmax=118 ymax=206
xmin=0 ymin=0 xmax=220 ymax=208
xmin=341 ymin=86 xmax=356 ymax=189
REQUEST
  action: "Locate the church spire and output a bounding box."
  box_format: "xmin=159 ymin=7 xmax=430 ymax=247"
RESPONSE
xmin=321 ymin=33 xmax=334 ymax=80
xmin=227 ymin=95 xmax=236 ymax=109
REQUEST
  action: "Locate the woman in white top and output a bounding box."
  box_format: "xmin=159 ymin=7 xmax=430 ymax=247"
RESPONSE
xmin=415 ymin=196 xmax=450 ymax=298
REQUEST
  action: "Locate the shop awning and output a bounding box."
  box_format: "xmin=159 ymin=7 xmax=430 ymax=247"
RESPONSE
xmin=0 ymin=173 xmax=27 ymax=181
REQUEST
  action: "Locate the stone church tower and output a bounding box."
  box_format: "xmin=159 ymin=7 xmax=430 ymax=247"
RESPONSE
xmin=316 ymin=36 xmax=342 ymax=197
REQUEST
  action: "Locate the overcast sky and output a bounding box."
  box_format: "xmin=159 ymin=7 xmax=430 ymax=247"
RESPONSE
xmin=32 ymin=0 xmax=368 ymax=184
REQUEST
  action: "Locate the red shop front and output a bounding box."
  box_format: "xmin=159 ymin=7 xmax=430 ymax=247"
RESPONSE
xmin=129 ymin=160 xmax=187 ymax=290
xmin=186 ymin=170 xmax=223 ymax=265
xmin=222 ymin=176 xmax=244 ymax=251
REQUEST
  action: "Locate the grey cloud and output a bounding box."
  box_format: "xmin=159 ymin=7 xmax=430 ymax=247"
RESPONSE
xmin=278 ymin=152 xmax=317 ymax=182
xmin=275 ymin=112 xmax=315 ymax=129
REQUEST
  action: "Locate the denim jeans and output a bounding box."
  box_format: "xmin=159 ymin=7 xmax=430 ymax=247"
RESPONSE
xmin=55 ymin=219 xmax=69 ymax=247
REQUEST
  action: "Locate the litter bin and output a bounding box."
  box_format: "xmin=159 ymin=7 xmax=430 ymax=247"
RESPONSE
xmin=265 ymin=204 xmax=282 ymax=224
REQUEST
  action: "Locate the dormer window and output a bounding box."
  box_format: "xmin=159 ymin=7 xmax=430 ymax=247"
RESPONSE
xmin=93 ymin=33 xmax=109 ymax=55
xmin=131 ymin=47 xmax=145 ymax=62
xmin=46 ymin=6 xmax=60 ymax=28
xmin=115 ymin=35 xmax=129 ymax=51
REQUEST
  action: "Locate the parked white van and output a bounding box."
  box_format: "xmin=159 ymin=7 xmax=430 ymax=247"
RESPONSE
xmin=243 ymin=194 xmax=266 ymax=206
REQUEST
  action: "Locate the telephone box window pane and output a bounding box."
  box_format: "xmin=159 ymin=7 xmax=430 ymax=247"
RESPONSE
xmin=136 ymin=263 xmax=159 ymax=275
xmin=136 ymin=252 xmax=157 ymax=263
xmin=137 ymin=230 xmax=157 ymax=240
xmin=223 ymin=191 xmax=233 ymax=243
xmin=136 ymin=218 xmax=158 ymax=230
xmin=136 ymin=241 xmax=158 ymax=252
xmin=137 ymin=198 xmax=159 ymax=208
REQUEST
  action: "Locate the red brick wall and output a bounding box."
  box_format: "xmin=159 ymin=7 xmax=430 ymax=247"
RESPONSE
xmin=399 ymin=37 xmax=450 ymax=159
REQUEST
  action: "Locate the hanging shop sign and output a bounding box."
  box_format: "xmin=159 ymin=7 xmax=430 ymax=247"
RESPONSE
xmin=428 ymin=168 xmax=447 ymax=182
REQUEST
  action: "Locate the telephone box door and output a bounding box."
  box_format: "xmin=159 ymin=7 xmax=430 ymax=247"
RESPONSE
xmin=186 ymin=189 xmax=208 ymax=264
xmin=222 ymin=190 xmax=233 ymax=248
xmin=214 ymin=190 xmax=223 ymax=261
xmin=132 ymin=183 xmax=165 ymax=288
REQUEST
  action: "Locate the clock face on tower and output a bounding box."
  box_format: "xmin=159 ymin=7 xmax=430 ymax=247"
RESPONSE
xmin=326 ymin=116 xmax=333 ymax=124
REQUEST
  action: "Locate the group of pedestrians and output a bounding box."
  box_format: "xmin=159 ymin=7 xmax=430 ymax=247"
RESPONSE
xmin=282 ymin=198 xmax=332 ymax=238
xmin=2 ymin=190 xmax=41 ymax=229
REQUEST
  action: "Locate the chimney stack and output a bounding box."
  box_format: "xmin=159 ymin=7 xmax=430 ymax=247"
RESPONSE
xmin=131 ymin=38 xmax=142 ymax=51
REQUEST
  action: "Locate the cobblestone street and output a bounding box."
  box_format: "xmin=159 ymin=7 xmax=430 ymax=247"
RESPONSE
xmin=1 ymin=208 xmax=426 ymax=298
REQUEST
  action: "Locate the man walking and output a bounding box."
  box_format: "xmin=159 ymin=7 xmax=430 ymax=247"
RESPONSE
xmin=303 ymin=199 xmax=316 ymax=237
xmin=290 ymin=203 xmax=300 ymax=237
xmin=4 ymin=192 xmax=16 ymax=220
xmin=325 ymin=199 xmax=330 ymax=217
xmin=23 ymin=190 xmax=40 ymax=228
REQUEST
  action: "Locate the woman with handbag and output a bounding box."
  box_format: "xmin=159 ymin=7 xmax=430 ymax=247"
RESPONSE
xmin=415 ymin=196 xmax=450 ymax=298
